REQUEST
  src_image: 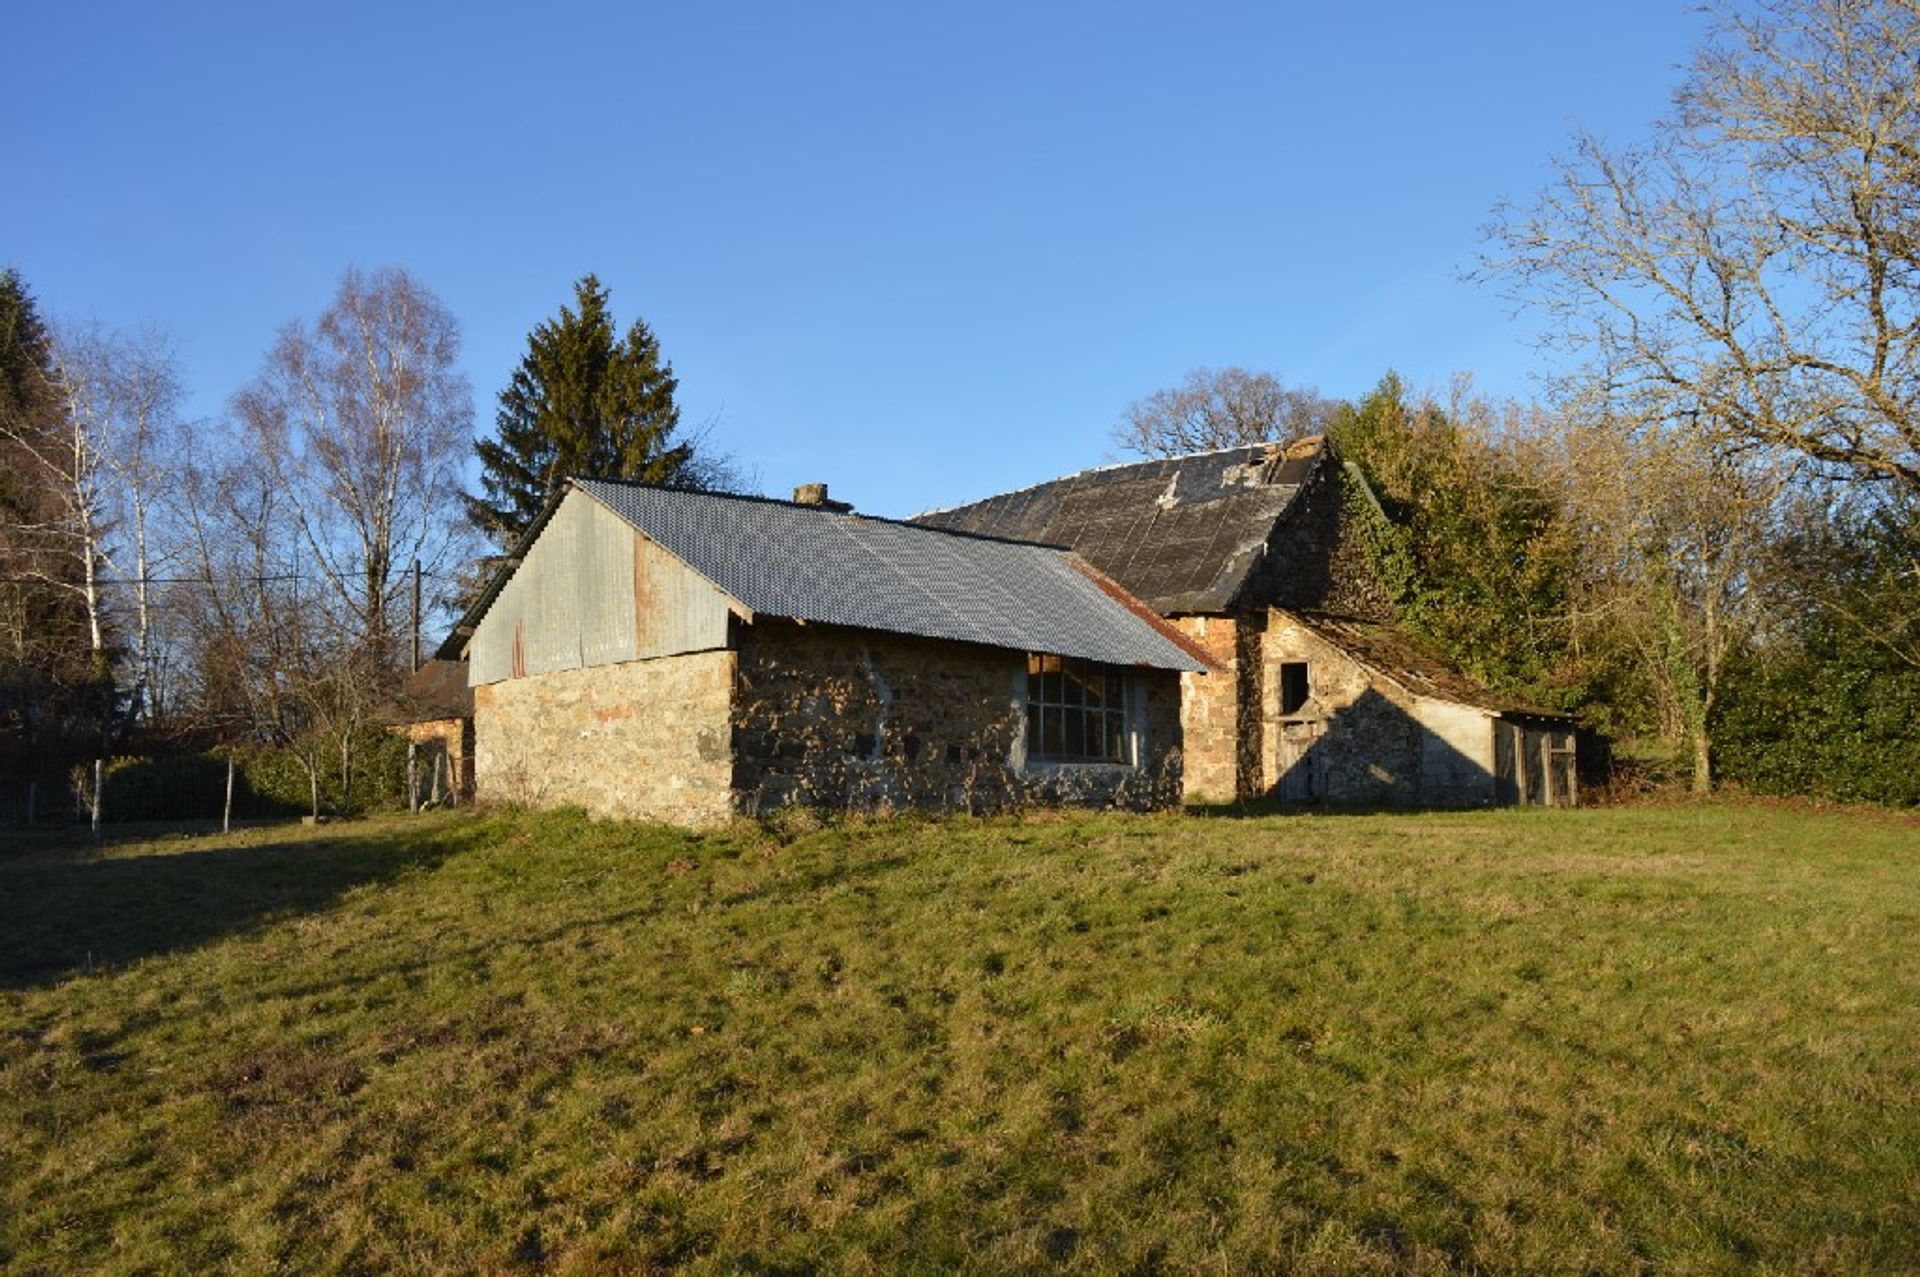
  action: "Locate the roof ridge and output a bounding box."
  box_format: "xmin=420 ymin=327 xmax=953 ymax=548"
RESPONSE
xmin=569 ymin=476 xmax=1079 ymax=553
xmin=907 ymin=439 xmax=1292 ymax=521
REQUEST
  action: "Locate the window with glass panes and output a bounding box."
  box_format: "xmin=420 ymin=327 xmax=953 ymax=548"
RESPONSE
xmin=1026 ymin=654 xmax=1131 ymax=763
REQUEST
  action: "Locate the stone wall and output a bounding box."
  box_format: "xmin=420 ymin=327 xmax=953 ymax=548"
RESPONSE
xmin=1175 ymin=615 xmax=1260 ymax=803
xmin=732 ymin=621 xmax=1183 ymax=817
xmin=1261 ymin=614 xmax=1498 ymax=807
xmin=472 ymin=649 xmax=735 ymax=826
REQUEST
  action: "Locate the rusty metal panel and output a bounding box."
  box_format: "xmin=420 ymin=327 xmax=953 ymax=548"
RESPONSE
xmin=572 ymin=496 xmax=640 ymax=668
xmin=633 ymin=532 xmax=729 ymax=659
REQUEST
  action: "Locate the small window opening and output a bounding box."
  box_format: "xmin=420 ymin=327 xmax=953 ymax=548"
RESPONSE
xmin=1279 ymin=662 xmax=1310 ymax=716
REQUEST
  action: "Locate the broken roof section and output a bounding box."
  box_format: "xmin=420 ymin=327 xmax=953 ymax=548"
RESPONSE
xmin=1279 ymin=610 xmax=1569 ymax=719
xmin=445 ymin=480 xmax=1216 ymax=674
xmin=913 ymin=438 xmax=1326 ymax=613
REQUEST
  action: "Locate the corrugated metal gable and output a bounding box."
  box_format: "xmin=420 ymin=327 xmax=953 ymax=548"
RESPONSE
xmin=469 ymin=493 xmax=731 ymax=684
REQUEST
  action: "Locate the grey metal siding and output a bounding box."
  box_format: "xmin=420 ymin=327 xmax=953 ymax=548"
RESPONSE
xmin=470 ymin=492 xmax=730 ymax=685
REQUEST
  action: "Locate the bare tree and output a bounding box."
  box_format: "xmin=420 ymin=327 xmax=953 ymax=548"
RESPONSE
xmin=0 ymin=274 xmax=109 ymax=813
xmin=11 ymin=335 xmax=113 ymax=680
xmin=1483 ymin=0 xmax=1920 ymax=495
xmin=1553 ymin=418 xmax=1787 ymax=793
xmin=2 ymin=325 xmax=154 ymax=823
xmin=1114 ymin=366 xmax=1341 ymax=458
xmin=233 ymin=266 xmax=475 ymax=672
xmin=174 ymin=444 xmax=351 ymax=820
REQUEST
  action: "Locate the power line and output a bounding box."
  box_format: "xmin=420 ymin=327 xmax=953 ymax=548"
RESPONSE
xmin=0 ymin=573 xmax=306 ymax=585
xmin=0 ymin=568 xmax=470 ymax=586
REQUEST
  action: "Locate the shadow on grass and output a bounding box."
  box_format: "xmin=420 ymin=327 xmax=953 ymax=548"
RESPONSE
xmin=0 ymin=818 xmax=489 ymax=990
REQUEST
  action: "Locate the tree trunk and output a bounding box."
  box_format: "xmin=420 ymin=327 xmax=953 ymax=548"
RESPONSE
xmin=132 ymin=517 xmax=153 ymax=723
xmin=339 ymin=731 xmax=352 ymax=817
xmin=306 ymin=757 xmax=320 ymax=821
xmin=223 ymin=753 xmax=236 ymax=834
xmin=1690 ymin=722 xmax=1713 ymax=796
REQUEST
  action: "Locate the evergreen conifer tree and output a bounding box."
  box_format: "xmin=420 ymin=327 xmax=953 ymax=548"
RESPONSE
xmin=0 ymin=267 xmax=103 ymax=795
xmin=0 ymin=268 xmax=60 ymax=523
xmin=467 ymin=276 xmax=695 ymax=545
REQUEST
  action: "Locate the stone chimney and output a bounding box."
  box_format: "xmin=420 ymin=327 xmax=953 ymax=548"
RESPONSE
xmin=792 ymin=483 xmax=853 ymax=513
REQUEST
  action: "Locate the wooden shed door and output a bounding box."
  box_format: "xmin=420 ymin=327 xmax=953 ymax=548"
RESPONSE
xmin=1495 ymin=722 xmax=1520 ymax=805
xmin=1278 ymin=720 xmax=1324 ymax=802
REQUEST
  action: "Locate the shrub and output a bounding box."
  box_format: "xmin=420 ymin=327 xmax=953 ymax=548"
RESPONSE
xmin=101 ymin=729 xmax=414 ymax=823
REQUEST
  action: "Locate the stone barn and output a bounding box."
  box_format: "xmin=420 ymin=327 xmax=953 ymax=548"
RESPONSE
xmin=439 ymin=479 xmax=1214 ymax=826
xmin=917 ymin=437 xmax=1576 ymax=807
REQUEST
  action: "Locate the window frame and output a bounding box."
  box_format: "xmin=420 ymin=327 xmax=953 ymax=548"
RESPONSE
xmin=1021 ymin=654 xmax=1139 ymax=767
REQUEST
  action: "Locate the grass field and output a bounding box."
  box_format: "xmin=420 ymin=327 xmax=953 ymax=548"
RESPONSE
xmin=2 ymin=802 xmax=1917 ymax=1274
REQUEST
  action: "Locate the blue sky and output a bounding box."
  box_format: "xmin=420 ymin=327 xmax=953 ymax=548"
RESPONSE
xmin=9 ymin=1 xmax=1705 ymax=517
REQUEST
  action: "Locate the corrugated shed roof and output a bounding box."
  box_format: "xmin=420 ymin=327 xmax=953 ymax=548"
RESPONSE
xmin=912 ymin=439 xmax=1325 ymax=613
xmin=567 ymin=480 xmax=1212 ymax=672
xmin=1282 ymin=610 xmax=1569 ymax=719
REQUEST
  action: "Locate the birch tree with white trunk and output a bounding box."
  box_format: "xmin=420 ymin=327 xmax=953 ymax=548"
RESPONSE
xmin=232 ymin=266 xmax=474 ymax=675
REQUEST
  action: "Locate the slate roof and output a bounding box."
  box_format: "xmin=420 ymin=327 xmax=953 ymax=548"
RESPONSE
xmin=444 ymin=480 xmax=1215 ymax=674
xmin=1282 ymin=611 xmax=1569 ymax=719
xmin=913 ymin=438 xmax=1326 ymax=613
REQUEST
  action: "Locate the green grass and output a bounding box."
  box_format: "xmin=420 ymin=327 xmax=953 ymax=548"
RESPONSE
xmin=2 ymin=803 xmax=1917 ymax=1274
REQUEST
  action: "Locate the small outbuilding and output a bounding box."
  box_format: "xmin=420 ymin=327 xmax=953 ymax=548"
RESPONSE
xmin=1261 ymin=610 xmax=1577 ymax=808
xmin=382 ymin=657 xmax=475 ymax=807
xmin=440 ymin=480 xmax=1215 ymax=826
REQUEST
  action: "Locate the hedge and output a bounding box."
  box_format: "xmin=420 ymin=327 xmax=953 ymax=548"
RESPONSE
xmin=94 ymin=730 xmax=414 ymax=823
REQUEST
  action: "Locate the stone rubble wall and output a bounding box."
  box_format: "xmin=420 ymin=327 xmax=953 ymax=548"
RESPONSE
xmin=731 ymin=620 xmax=1183 ymax=817
xmin=472 ymin=649 xmax=736 ymax=826
xmin=1262 ymin=615 xmax=1498 ymax=807
xmin=1175 ymin=615 xmax=1252 ymax=803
